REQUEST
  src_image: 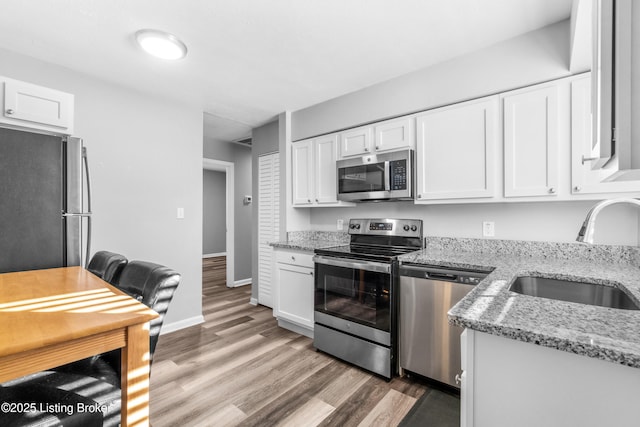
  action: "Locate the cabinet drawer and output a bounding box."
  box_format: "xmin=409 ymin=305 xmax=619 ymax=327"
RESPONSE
xmin=275 ymin=249 xmax=314 ymax=268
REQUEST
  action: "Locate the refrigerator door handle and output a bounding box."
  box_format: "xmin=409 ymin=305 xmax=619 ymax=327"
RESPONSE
xmin=82 ymin=147 xmax=92 ymax=268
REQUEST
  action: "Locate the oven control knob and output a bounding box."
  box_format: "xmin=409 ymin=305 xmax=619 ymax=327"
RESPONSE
xmin=403 ymin=225 xmax=410 ymax=231
xmin=410 ymin=225 xmax=417 ymax=232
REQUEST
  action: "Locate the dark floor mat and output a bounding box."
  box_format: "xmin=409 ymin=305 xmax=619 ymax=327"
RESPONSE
xmin=398 ymin=388 xmax=460 ymax=427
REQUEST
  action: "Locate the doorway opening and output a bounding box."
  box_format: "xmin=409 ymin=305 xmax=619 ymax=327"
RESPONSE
xmin=203 ymin=158 xmax=234 ymax=287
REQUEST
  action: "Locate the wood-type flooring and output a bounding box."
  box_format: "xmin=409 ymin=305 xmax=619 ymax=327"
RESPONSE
xmin=149 ymin=256 xmax=430 ymax=426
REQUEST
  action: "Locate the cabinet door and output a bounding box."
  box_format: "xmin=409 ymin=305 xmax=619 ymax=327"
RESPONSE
xmin=315 ymin=134 xmax=339 ymax=204
xmin=571 ymin=75 xmax=640 ymax=194
xmin=291 ymin=140 xmax=314 ymax=205
xmin=2 ymin=77 xmax=74 ymax=134
xmin=416 ymin=97 xmax=498 ymax=200
xmin=339 ymin=125 xmax=373 ymax=158
xmin=503 ymin=85 xmax=558 ymax=197
xmin=373 ymin=116 xmax=415 ymax=153
xmin=277 ymin=264 xmax=314 ymax=328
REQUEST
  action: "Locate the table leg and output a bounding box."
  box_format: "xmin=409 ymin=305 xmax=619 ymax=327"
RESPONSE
xmin=121 ymin=322 xmax=151 ymax=427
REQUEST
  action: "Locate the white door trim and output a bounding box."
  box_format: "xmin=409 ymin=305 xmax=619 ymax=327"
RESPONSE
xmin=203 ymin=158 xmax=235 ymax=288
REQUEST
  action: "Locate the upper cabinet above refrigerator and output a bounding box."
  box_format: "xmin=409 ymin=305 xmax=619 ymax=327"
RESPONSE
xmin=0 ymin=75 xmax=74 ymax=136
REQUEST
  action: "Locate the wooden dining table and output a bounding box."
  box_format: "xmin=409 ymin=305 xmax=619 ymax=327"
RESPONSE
xmin=0 ymin=266 xmax=158 ymax=427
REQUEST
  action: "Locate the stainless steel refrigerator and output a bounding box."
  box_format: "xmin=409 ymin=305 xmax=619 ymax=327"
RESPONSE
xmin=0 ymin=127 xmax=92 ymax=273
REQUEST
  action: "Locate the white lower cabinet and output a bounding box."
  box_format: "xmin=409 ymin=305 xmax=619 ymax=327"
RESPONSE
xmin=461 ymin=329 xmax=640 ymax=427
xmin=273 ymin=249 xmax=314 ymax=337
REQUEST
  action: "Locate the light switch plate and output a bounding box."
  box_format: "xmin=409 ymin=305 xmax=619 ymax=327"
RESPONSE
xmin=337 ymin=219 xmax=344 ymax=231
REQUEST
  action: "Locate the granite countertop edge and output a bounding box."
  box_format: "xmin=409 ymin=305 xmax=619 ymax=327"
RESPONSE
xmin=399 ymin=246 xmax=640 ymax=369
xmin=269 ymin=239 xmax=341 ymax=252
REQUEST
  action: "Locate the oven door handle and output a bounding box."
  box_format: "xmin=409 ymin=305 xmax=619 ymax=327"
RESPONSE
xmin=313 ymin=255 xmax=391 ymax=274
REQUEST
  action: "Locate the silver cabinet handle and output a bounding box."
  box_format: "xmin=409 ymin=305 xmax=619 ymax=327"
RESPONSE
xmin=455 ymin=374 xmax=462 ymax=385
xmin=307 ymin=199 xmax=311 ymax=203
xmin=375 ymin=146 xmax=380 ymax=150
xmin=364 ymin=147 xmax=369 ymax=152
xmin=5 ymin=109 xmax=14 ymax=115
xmin=309 ymin=271 xmax=313 ymax=276
xmin=548 ymin=187 xmax=556 ymax=194
xmin=574 ymin=186 xmax=581 ymax=192
xmin=291 ymin=256 xmax=296 ymax=261
xmin=582 ymin=155 xmax=599 ymax=165
xmin=417 ymin=194 xmax=422 ymax=199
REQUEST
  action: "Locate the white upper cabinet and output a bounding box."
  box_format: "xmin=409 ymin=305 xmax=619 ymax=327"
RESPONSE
xmin=503 ymin=84 xmax=559 ymax=197
xmin=292 ymin=139 xmax=314 ymax=205
xmin=1 ymin=76 xmax=74 ymax=135
xmin=292 ymin=135 xmax=353 ymax=207
xmin=415 ymin=96 xmax=498 ymax=201
xmin=373 ymin=116 xmax=415 ymax=153
xmin=571 ymin=74 xmax=640 ymax=194
xmin=314 ymin=134 xmax=340 ymax=203
xmin=338 ymin=116 xmax=415 ymax=159
xmin=338 ymin=125 xmax=373 ymax=158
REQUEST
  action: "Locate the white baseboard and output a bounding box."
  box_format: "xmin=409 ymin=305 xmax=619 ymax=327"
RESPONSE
xmin=203 ymin=252 xmax=226 ymax=258
xmin=249 ymin=297 xmax=258 ymax=306
xmin=160 ymin=315 xmax=205 ymax=335
xmin=231 ymin=278 xmax=252 ymax=287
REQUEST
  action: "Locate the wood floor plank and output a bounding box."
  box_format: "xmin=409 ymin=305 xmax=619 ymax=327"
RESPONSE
xmin=279 ymin=397 xmax=336 ymax=427
xmin=149 ymin=258 xmax=432 ymax=427
xmin=357 ymin=388 xmax=418 ymax=427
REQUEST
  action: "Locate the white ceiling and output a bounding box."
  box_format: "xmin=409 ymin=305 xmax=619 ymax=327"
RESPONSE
xmin=0 ymin=0 xmax=573 ymax=142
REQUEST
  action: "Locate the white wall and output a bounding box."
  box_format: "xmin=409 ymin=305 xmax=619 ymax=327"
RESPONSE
xmin=292 ymin=20 xmax=574 ymax=141
xmin=0 ymin=47 xmax=204 ymax=331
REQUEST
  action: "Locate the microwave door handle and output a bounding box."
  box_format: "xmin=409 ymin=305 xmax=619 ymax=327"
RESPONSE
xmin=384 ymin=161 xmax=391 ymax=191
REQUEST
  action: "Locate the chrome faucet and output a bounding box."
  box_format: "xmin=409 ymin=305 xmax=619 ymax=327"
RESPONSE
xmin=576 ymin=198 xmax=640 ymax=243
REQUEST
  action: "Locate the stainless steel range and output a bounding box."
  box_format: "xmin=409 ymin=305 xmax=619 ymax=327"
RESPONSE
xmin=313 ymin=218 xmax=423 ymax=379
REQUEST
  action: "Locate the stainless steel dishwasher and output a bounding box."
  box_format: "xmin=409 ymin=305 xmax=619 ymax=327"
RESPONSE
xmin=399 ymin=264 xmax=487 ymax=388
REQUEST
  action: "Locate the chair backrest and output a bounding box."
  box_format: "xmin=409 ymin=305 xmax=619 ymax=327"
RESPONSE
xmin=115 ymin=261 xmax=181 ymax=358
xmin=87 ymin=251 xmax=127 ymax=284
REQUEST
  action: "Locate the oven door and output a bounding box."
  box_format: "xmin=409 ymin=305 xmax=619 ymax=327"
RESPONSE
xmin=313 ymin=255 xmax=392 ymax=344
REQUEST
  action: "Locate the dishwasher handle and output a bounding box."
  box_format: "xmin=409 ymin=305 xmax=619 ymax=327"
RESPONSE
xmin=400 ymin=264 xmax=488 ymax=283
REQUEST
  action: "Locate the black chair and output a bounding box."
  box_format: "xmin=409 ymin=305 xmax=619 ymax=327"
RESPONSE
xmin=0 ymin=261 xmax=181 ymax=427
xmin=86 ymin=250 xmax=128 ymax=284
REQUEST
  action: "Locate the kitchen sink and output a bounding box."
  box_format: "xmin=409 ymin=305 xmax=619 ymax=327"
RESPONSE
xmin=509 ymin=276 xmax=640 ymax=310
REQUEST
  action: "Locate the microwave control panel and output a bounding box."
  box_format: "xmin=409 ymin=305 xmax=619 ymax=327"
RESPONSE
xmin=389 ymin=159 xmax=407 ymax=190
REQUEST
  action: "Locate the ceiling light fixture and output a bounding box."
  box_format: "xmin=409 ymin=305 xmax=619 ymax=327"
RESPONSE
xmin=135 ymin=29 xmax=187 ymax=60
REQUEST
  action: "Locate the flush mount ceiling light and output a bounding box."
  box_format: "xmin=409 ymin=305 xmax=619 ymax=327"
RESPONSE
xmin=135 ymin=29 xmax=187 ymax=60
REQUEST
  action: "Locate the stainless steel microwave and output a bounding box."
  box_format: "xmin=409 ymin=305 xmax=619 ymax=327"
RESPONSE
xmin=336 ymin=149 xmax=414 ymax=202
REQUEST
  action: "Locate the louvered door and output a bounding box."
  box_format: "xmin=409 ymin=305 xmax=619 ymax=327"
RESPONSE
xmin=258 ymin=153 xmax=280 ymax=308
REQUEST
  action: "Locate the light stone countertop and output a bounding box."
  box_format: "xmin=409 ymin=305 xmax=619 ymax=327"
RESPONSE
xmin=269 ymin=231 xmax=349 ymax=252
xmin=398 ymin=237 xmax=640 ymax=368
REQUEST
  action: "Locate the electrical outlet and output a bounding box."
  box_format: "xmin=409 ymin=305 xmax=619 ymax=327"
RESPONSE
xmin=482 ymin=221 xmax=495 ymax=237
xmin=337 ymin=219 xmax=344 ymax=231
xmin=177 ymin=207 xmax=185 ymax=219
